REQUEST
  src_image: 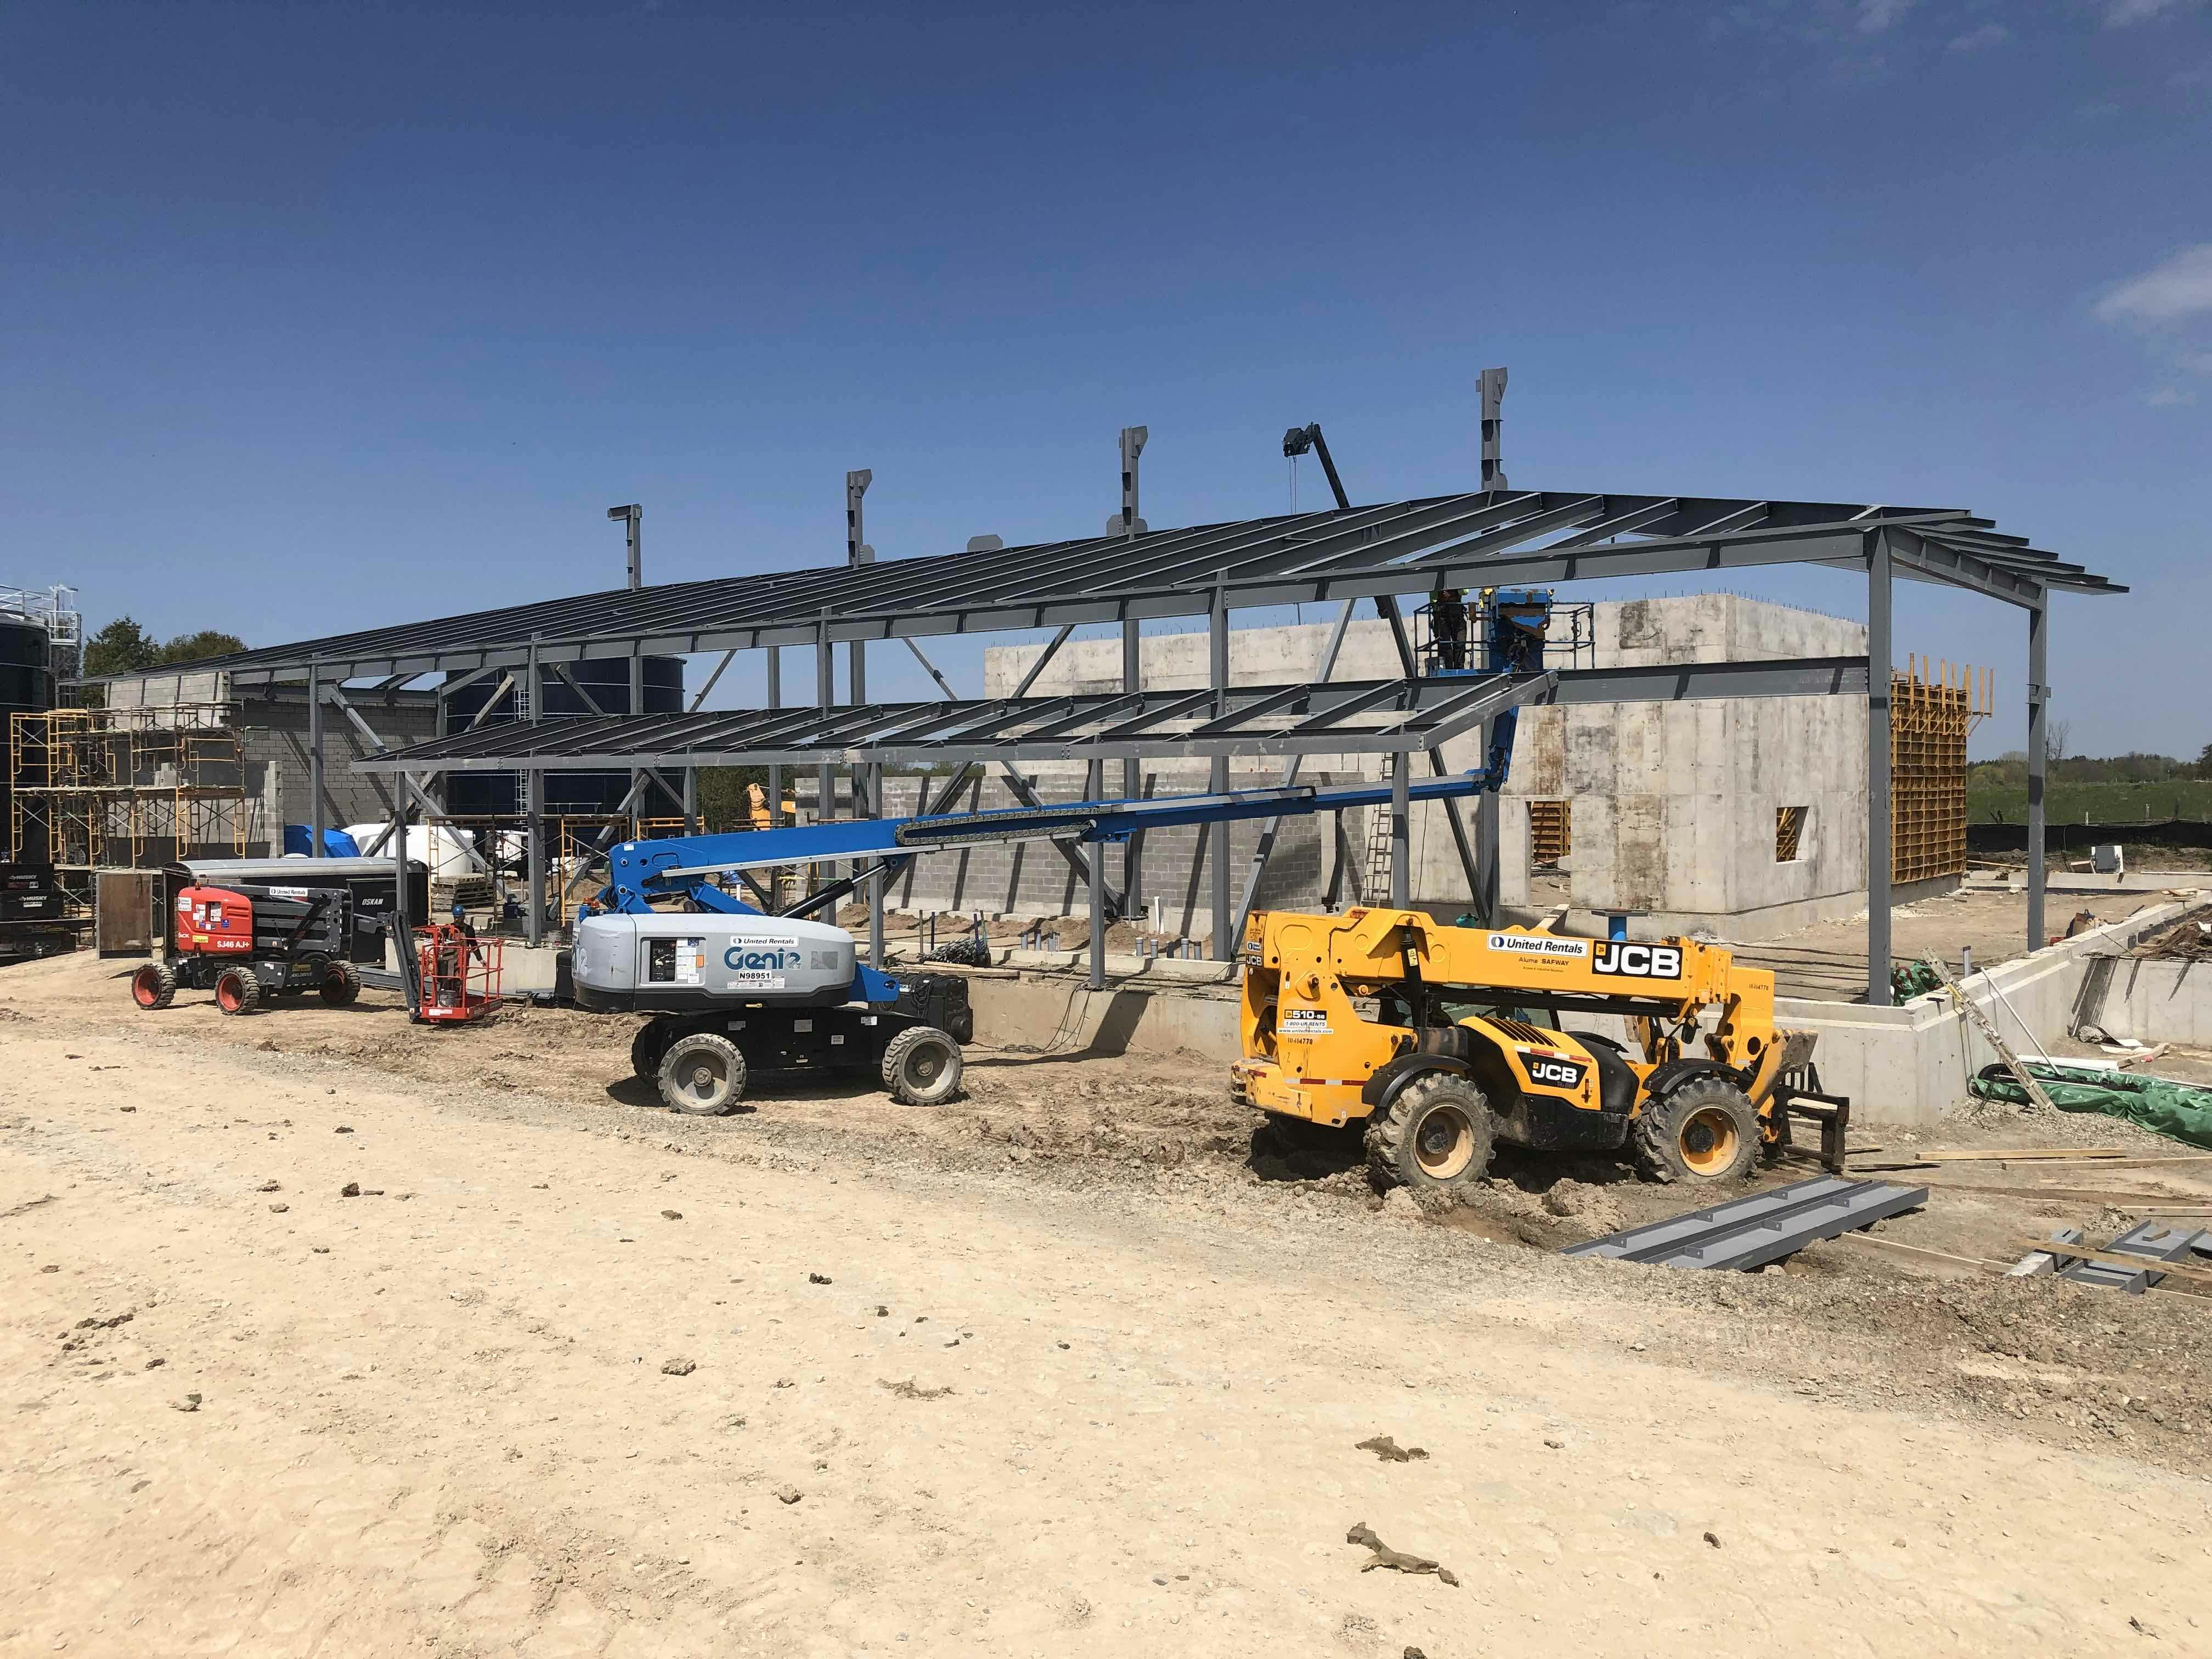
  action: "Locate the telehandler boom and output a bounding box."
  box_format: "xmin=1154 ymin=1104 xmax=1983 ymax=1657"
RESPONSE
xmin=1232 ymin=908 xmax=1848 ymax=1202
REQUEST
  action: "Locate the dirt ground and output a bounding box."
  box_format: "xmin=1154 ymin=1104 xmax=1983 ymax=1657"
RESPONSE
xmin=7 ymin=950 xmax=2212 ymax=1656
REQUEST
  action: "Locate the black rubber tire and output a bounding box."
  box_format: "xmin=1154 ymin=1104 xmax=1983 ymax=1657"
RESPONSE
xmin=1631 ymin=1074 xmax=1759 ymax=1185
xmin=657 ymin=1033 xmax=747 ymax=1115
xmin=630 ymin=1021 xmax=671 ymax=1080
xmin=881 ymin=1025 xmax=963 ymax=1106
xmin=130 ymin=961 xmax=177 ymax=1011
xmin=319 ymin=963 xmax=361 ymax=1006
xmin=1364 ymin=1072 xmax=1494 ymax=1206
xmin=214 ymin=967 xmax=262 ymax=1016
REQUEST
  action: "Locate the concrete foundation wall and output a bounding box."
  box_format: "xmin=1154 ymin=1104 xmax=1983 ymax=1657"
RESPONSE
xmin=2092 ymin=951 xmax=2212 ymax=1048
xmin=952 ymin=903 xmax=2197 ymax=1132
xmin=984 ymin=594 xmax=1871 ymax=933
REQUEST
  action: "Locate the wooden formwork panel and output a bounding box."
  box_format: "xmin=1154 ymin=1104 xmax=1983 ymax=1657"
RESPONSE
xmin=1891 ymin=660 xmax=1989 ymax=884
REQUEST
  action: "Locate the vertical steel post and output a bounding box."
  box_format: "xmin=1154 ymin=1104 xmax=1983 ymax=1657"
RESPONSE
xmin=1088 ymin=837 xmax=1107 ymax=991
xmin=1479 ymin=366 xmax=1509 ymax=493
xmin=816 ymin=613 xmax=835 ymax=879
xmin=1209 ymin=572 xmax=1231 ymax=959
xmin=2027 ymin=588 xmax=2049 ymax=955
xmin=390 ymin=775 xmax=410 ymax=979
xmin=307 ymin=660 xmax=324 ymax=857
xmin=607 ymin=503 xmax=645 ymax=822
xmin=525 ymin=635 xmax=544 ymax=948
xmin=1866 ymin=531 xmax=1894 ymax=1006
xmin=1390 ymin=749 xmax=1412 ymax=909
xmin=682 ymin=766 xmax=697 ymax=837
xmin=1121 ymin=618 xmax=1143 ymax=915
xmin=766 ymin=645 xmax=782 ymax=828
xmin=1118 ymin=426 xmax=1147 ymax=536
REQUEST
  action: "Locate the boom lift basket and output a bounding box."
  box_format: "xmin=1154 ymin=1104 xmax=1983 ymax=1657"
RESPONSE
xmin=415 ymin=923 xmax=503 ymax=1024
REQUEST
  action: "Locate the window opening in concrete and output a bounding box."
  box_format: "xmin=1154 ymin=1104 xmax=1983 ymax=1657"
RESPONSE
xmin=1528 ymin=799 xmax=1571 ymax=872
xmin=1775 ymin=805 xmax=1809 ymax=864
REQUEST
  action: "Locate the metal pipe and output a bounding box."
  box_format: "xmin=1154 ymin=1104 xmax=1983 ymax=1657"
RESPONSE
xmin=390 ymin=775 xmax=410 ymax=979
xmin=1867 ymin=531 xmax=1894 ymax=1005
xmin=2027 ymin=588 xmax=2049 ymax=954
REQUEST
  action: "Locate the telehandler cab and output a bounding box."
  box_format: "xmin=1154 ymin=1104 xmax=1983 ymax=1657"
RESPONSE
xmin=1232 ymin=907 xmax=1848 ymax=1204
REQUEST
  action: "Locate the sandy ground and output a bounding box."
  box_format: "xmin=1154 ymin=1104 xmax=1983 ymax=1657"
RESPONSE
xmin=6 ymin=952 xmax=2212 ymax=1656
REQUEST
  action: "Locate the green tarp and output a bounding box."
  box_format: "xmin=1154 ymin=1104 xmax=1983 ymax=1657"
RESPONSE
xmin=1970 ymin=1062 xmax=2212 ymax=1152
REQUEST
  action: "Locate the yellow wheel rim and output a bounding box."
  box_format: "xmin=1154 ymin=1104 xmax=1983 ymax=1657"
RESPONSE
xmin=1679 ymin=1105 xmax=1741 ymax=1176
xmin=1414 ymin=1103 xmax=1476 ymax=1181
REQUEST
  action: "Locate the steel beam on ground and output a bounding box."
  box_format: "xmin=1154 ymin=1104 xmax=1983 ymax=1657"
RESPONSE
xmin=1867 ymin=531 xmax=1894 ymax=1005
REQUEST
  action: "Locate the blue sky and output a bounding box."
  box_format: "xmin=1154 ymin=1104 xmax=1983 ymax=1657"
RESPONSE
xmin=4 ymin=0 xmax=2207 ymax=758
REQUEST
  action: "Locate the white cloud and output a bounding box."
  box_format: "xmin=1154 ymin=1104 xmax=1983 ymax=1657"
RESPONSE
xmin=2184 ymin=350 xmax=2212 ymax=375
xmin=1946 ymin=21 xmax=2011 ymax=49
xmin=2095 ymin=245 xmax=2212 ymax=325
xmin=1858 ymin=0 xmax=1915 ymax=30
xmin=2147 ymin=386 xmax=2198 ymax=406
xmin=2105 ymin=0 xmax=2203 ymax=25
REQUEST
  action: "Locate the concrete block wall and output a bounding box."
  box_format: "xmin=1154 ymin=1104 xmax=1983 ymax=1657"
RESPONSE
xmin=985 ymin=594 xmax=1872 ymax=934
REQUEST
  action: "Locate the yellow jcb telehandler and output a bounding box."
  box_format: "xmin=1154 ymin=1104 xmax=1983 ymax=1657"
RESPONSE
xmin=1231 ymin=907 xmax=1848 ymax=1204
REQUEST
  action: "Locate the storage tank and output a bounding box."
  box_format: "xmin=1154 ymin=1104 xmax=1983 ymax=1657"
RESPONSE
xmin=443 ymin=657 xmax=683 ymax=818
xmin=0 ymin=619 xmax=54 ymax=865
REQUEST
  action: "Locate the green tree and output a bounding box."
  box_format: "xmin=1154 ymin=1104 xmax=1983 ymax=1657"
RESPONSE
xmin=82 ymin=616 xmax=159 ymax=679
xmin=158 ymin=629 xmax=246 ymax=665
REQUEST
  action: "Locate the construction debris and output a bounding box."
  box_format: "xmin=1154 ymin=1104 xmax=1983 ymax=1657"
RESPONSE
xmin=2134 ymin=915 xmax=2212 ymax=962
xmin=1354 ymin=1435 xmax=1429 ymax=1463
xmin=1560 ymin=1176 xmax=1927 ymax=1272
xmin=1345 ymin=1522 xmax=1459 ymax=1586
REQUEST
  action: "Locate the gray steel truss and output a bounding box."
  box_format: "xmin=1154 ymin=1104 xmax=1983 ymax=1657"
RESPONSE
xmin=92 ymin=493 xmax=2120 ymax=689
xmin=1559 ymin=1176 xmax=1929 ymax=1272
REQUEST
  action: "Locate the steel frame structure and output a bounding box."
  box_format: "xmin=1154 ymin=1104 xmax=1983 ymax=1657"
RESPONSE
xmin=85 ymin=483 xmax=2123 ymax=999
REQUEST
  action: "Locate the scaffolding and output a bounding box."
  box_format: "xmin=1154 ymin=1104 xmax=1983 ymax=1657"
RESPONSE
xmin=1891 ymin=658 xmax=1991 ymax=884
xmin=8 ymin=704 xmax=258 ymax=901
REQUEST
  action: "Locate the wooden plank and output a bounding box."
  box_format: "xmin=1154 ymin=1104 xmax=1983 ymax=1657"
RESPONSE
xmin=1901 ymin=1178 xmax=2197 ymax=1206
xmin=1860 ymin=1148 xmax=2132 ymax=1163
xmin=1833 ymin=1234 xmax=2007 ymax=1274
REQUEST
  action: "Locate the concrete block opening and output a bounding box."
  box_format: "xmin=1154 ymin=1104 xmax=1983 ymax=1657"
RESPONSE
xmin=1776 ymin=804 xmax=1810 ymax=864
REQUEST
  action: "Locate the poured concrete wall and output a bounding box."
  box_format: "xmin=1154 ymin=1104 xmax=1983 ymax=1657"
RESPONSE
xmin=984 ymin=594 xmax=1870 ymax=934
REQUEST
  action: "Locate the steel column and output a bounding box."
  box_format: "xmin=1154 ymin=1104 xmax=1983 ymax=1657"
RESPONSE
xmin=1088 ymin=837 xmax=1107 ymax=991
xmin=390 ymin=776 xmax=410 ymax=973
xmin=1121 ymin=619 xmax=1144 ymax=916
xmin=1233 ymin=596 xmax=1358 ymax=939
xmin=815 ymin=613 xmax=834 ymax=835
xmin=1867 ymin=531 xmax=1894 ymax=1006
xmin=2027 ymin=588 xmax=2049 ymax=955
xmin=307 ymin=661 xmax=325 ymax=858
xmin=1390 ymin=749 xmax=1411 ymax=909
xmin=1209 ymin=574 xmax=1231 ymax=959
xmin=525 ymin=635 xmax=544 ymax=947
xmin=1374 ymin=593 xmax=1483 ymax=906
xmin=766 ymin=645 xmax=782 ymax=831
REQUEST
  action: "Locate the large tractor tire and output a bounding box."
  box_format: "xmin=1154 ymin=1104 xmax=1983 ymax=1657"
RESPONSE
xmin=1364 ymin=1073 xmax=1494 ymax=1207
xmin=1632 ymin=1074 xmax=1759 ymax=1184
xmin=320 ymin=962 xmax=362 ymax=1006
xmin=630 ymin=1020 xmax=671 ymax=1080
xmin=130 ymin=961 xmax=178 ymax=1011
xmin=657 ymin=1032 xmax=747 ymax=1116
xmin=881 ymin=1026 xmax=963 ymax=1106
xmin=214 ymin=966 xmax=262 ymax=1016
